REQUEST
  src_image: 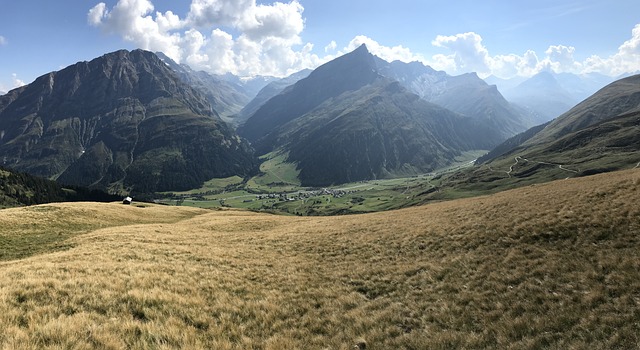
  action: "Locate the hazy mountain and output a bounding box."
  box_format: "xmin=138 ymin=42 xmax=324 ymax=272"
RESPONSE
xmin=0 ymin=49 xmax=257 ymax=193
xmin=235 ymin=68 xmax=312 ymax=126
xmin=239 ymin=45 xmax=502 ymax=186
xmin=156 ymin=52 xmax=251 ymax=122
xmin=484 ymin=75 xmax=526 ymax=91
xmin=496 ymin=71 xmax=614 ymax=123
xmin=477 ymin=74 xmax=640 ymax=175
xmin=376 ymin=59 xmax=530 ymax=138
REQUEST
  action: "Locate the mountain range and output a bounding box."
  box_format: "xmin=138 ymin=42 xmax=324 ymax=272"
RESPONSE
xmin=376 ymin=59 xmax=532 ymax=137
xmin=0 ymin=49 xmax=257 ymax=193
xmin=0 ymin=45 xmax=634 ymax=195
xmin=488 ymin=71 xmax=615 ymax=123
xmin=238 ymin=44 xmax=526 ymax=186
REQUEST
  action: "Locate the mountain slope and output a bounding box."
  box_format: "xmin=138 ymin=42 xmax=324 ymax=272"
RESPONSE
xmin=376 ymin=59 xmax=530 ymax=138
xmin=280 ymin=80 xmax=499 ymax=186
xmin=0 ymin=166 xmax=119 ymax=208
xmin=156 ymin=52 xmax=251 ymax=122
xmin=0 ymin=49 xmax=257 ymax=193
xmin=448 ymin=74 xmax=640 ymax=193
xmin=235 ymin=69 xmax=312 ymax=126
xmin=237 ymin=44 xmax=380 ymax=150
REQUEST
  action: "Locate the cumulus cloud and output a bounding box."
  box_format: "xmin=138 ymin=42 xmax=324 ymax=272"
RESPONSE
xmin=431 ymin=32 xmax=492 ymax=75
xmin=343 ymin=35 xmax=423 ymax=63
xmin=582 ymin=23 xmax=640 ymax=76
xmin=426 ymin=25 xmax=640 ymax=79
xmin=88 ymin=0 xmax=320 ymax=77
xmin=11 ymin=74 xmax=25 ymax=88
xmin=324 ymin=40 xmax=337 ymax=53
xmin=87 ymin=1 xmax=640 ymax=80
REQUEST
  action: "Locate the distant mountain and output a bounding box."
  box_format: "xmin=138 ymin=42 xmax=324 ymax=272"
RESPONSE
xmin=156 ymin=52 xmax=251 ymax=122
xmin=496 ymin=71 xmax=614 ymax=123
xmin=239 ymin=45 xmax=501 ymax=186
xmin=476 ymin=74 xmax=640 ymax=180
xmin=0 ymin=165 xmax=120 ymax=208
xmin=235 ymin=69 xmax=312 ymax=126
xmin=0 ymin=49 xmax=257 ymax=194
xmin=375 ymin=59 xmax=530 ymax=138
xmin=484 ymin=75 xmax=526 ymax=91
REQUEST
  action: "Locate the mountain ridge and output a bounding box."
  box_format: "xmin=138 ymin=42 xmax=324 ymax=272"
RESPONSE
xmin=0 ymin=49 xmax=257 ymax=193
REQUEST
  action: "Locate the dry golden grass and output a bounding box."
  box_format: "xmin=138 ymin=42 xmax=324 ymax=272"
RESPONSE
xmin=1 ymin=169 xmax=639 ymax=349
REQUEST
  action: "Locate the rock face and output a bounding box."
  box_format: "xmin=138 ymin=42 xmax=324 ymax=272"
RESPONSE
xmin=0 ymin=49 xmax=257 ymax=193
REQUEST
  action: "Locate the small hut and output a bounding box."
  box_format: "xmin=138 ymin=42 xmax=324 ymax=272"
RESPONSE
xmin=122 ymin=196 xmax=133 ymax=205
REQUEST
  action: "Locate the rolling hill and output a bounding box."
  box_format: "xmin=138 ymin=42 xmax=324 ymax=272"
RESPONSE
xmin=1 ymin=168 xmax=638 ymax=348
xmin=0 ymin=49 xmax=257 ymax=194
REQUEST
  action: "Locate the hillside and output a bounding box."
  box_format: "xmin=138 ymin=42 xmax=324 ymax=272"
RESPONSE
xmin=376 ymin=59 xmax=530 ymax=138
xmin=448 ymin=74 xmax=640 ymax=194
xmin=155 ymin=52 xmax=251 ymax=120
xmin=0 ymin=49 xmax=257 ymax=193
xmin=275 ymin=80 xmax=499 ymax=186
xmin=238 ymin=44 xmax=380 ymax=150
xmin=1 ymin=169 xmax=639 ymax=348
xmin=0 ymin=166 xmax=119 ymax=208
xmin=234 ymin=69 xmax=312 ymax=126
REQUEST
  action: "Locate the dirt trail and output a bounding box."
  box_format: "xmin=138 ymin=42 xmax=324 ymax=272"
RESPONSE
xmin=499 ymin=156 xmax=579 ymax=178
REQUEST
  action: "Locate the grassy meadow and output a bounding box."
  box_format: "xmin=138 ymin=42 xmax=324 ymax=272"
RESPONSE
xmin=1 ymin=169 xmax=639 ymax=349
xmin=159 ymin=150 xmax=485 ymax=215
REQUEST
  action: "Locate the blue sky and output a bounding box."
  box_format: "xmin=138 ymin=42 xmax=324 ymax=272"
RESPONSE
xmin=1 ymin=0 xmax=640 ymax=93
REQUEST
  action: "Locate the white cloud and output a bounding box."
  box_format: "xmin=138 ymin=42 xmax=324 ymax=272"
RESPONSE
xmin=87 ymin=1 xmax=640 ymax=80
xmin=324 ymin=40 xmax=336 ymax=53
xmin=343 ymin=35 xmax=423 ymax=63
xmin=88 ymin=0 xmax=183 ymax=61
xmin=0 ymin=35 xmax=7 ymax=46
xmin=187 ymin=0 xmax=253 ymax=27
xmin=12 ymin=74 xmax=25 ymax=88
xmin=88 ymin=0 xmax=318 ymax=77
xmin=426 ymin=25 xmax=640 ymax=79
xmin=88 ymin=3 xmax=107 ymax=26
xmin=431 ymin=32 xmax=492 ymax=75
xmin=582 ymin=23 xmax=640 ymax=76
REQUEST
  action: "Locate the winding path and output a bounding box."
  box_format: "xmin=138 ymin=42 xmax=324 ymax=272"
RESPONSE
xmin=496 ymin=155 xmax=580 ymax=178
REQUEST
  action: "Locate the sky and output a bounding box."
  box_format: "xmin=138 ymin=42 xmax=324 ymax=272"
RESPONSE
xmin=1 ymin=0 xmax=640 ymax=93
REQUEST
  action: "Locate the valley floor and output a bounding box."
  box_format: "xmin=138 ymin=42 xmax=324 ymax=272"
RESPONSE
xmin=1 ymin=169 xmax=639 ymax=349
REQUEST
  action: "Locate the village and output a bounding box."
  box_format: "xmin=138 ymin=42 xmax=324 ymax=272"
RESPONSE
xmin=255 ymin=187 xmax=356 ymax=202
